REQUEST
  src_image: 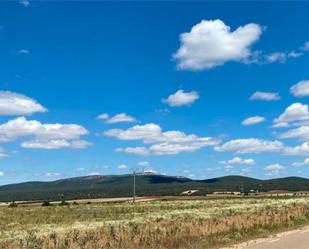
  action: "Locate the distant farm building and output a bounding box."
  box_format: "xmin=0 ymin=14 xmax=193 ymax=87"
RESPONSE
xmin=181 ymin=190 xmax=199 ymax=195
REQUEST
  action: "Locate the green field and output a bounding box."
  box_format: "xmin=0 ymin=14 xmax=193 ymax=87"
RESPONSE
xmin=2 ymin=196 xmax=309 ymax=248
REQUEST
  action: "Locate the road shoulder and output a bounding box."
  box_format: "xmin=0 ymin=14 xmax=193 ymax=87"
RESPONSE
xmin=221 ymin=225 xmax=309 ymax=249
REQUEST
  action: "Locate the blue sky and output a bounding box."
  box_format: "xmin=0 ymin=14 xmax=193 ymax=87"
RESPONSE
xmin=1 ymin=1 xmax=309 ymax=184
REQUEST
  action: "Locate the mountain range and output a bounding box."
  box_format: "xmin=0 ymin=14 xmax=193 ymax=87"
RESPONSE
xmin=1 ymin=174 xmax=309 ymax=202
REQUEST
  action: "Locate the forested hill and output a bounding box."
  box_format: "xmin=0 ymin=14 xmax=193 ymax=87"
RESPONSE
xmin=0 ymin=174 xmax=308 ymax=202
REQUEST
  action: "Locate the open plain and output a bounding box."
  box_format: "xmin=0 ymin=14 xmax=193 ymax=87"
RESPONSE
xmin=2 ymin=196 xmax=309 ymax=249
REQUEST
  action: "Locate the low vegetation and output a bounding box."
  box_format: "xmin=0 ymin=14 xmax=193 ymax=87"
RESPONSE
xmin=1 ymin=196 xmax=309 ymax=248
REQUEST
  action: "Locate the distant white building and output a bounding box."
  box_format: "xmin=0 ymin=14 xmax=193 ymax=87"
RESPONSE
xmin=181 ymin=190 xmax=199 ymax=195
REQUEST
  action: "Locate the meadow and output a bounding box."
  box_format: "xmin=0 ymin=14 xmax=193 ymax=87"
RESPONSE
xmin=1 ymin=196 xmax=309 ymax=249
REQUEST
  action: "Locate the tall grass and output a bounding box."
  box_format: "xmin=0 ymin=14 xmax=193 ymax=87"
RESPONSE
xmin=1 ymin=197 xmax=309 ymax=248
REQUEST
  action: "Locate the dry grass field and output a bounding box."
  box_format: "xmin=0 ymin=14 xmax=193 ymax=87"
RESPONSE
xmin=1 ymin=196 xmax=309 ymax=249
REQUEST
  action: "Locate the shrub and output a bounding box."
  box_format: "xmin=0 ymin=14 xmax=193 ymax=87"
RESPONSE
xmin=59 ymin=200 xmax=69 ymax=206
xmin=42 ymin=201 xmax=51 ymax=207
xmin=8 ymin=201 xmax=17 ymax=208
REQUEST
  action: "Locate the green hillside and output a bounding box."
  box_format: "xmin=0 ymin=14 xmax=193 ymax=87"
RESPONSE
xmin=0 ymin=174 xmax=309 ymax=202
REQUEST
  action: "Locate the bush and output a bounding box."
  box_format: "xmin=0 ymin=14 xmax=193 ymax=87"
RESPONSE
xmin=59 ymin=200 xmax=69 ymax=206
xmin=42 ymin=201 xmax=51 ymax=207
xmin=8 ymin=201 xmax=17 ymax=208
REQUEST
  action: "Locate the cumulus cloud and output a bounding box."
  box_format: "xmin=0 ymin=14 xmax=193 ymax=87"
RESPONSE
xmin=21 ymin=139 xmax=91 ymax=149
xmin=215 ymin=138 xmax=284 ymax=154
xmin=273 ymin=103 xmax=309 ymax=128
xmin=105 ymin=123 xmax=161 ymax=142
xmin=150 ymin=142 xmax=214 ymax=155
xmin=116 ymin=147 xmax=149 ymax=156
xmin=284 ymin=142 xmax=309 ymax=156
xmin=219 ymin=157 xmax=255 ymax=165
xmin=97 ymin=113 xmax=109 ymax=120
xmin=162 ymin=90 xmax=199 ymax=107
xmin=0 ymin=117 xmax=90 ymax=149
xmin=242 ymin=116 xmax=265 ymax=126
xmin=107 ymin=123 xmax=219 ymax=156
xmin=97 ymin=113 xmax=136 ymax=124
xmin=278 ymin=126 xmax=309 ymax=141
xmin=264 ymin=163 xmax=285 ymax=176
xmin=0 ymin=171 xmax=3 ymax=177
xmin=290 ymin=80 xmax=309 ymax=97
xmin=173 ymin=19 xmax=262 ymax=70
xmin=265 ymin=163 xmax=285 ymax=171
xmin=249 ymin=91 xmax=281 ymax=101
xmin=0 ymin=117 xmax=88 ymax=141
xmin=0 ymin=91 xmax=47 ymax=116
xmin=117 ymin=141 xmax=218 ymax=156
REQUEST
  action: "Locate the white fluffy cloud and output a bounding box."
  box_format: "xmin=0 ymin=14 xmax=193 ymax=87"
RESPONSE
xmin=0 ymin=91 xmax=47 ymax=116
xmin=215 ymin=138 xmax=284 ymax=154
xmin=264 ymin=163 xmax=285 ymax=176
xmin=284 ymin=142 xmax=309 ymax=156
xmin=105 ymin=123 xmax=161 ymax=142
xmin=0 ymin=171 xmax=4 ymax=177
xmin=116 ymin=147 xmax=149 ymax=156
xmin=273 ymin=103 xmax=309 ymax=128
xmin=0 ymin=117 xmax=90 ymax=149
xmin=278 ymin=126 xmax=309 ymax=141
xmin=107 ymin=123 xmax=219 ymax=156
xmin=173 ymin=19 xmax=262 ymax=70
xmin=265 ymin=163 xmax=285 ymax=171
xmin=162 ymin=90 xmax=199 ymax=107
xmin=250 ymin=91 xmax=281 ymax=101
xmin=242 ymin=116 xmax=265 ymax=126
xmin=290 ymin=80 xmax=309 ymax=97
xmin=21 ymin=139 xmax=91 ymax=149
xmin=97 ymin=113 xmax=109 ymax=120
xmin=0 ymin=117 xmax=88 ymax=141
xmin=219 ymin=157 xmax=255 ymax=165
xmin=97 ymin=113 xmax=136 ymax=124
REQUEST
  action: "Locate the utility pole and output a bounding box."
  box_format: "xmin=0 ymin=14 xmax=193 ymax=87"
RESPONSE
xmin=133 ymin=170 xmax=136 ymax=203
xmin=240 ymin=181 xmax=244 ymax=196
